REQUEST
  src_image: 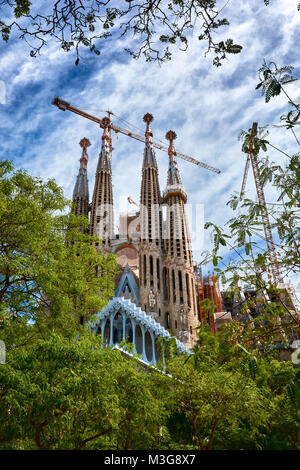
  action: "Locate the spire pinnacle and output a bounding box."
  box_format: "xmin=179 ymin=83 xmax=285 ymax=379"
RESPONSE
xmin=143 ymin=113 xmax=154 ymax=145
xmin=142 ymin=113 xmax=157 ymax=168
xmin=165 ymin=130 xmax=182 ymax=186
xmin=79 ymin=137 xmax=91 ymax=171
xmin=72 ymin=137 xmax=90 ymax=213
xmin=101 ymin=116 xmax=112 ymax=151
xmin=97 ymin=117 xmax=112 ymax=172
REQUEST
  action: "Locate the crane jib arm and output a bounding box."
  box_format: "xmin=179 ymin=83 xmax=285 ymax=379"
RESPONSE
xmin=52 ymin=97 xmax=221 ymax=174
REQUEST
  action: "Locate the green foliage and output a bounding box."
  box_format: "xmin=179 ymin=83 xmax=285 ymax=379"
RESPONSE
xmin=161 ymin=328 xmax=300 ymax=450
xmin=1 ymin=1 xmax=300 ymax=64
xmin=14 ymin=0 xmax=31 ymax=18
xmin=0 ymin=160 xmax=117 ymax=343
xmin=256 ymin=60 xmax=300 ymax=128
xmin=0 ymin=0 xmax=242 ymax=66
xmin=0 ymin=332 xmax=168 ymax=450
xmin=201 ymin=61 xmax=300 ymax=355
xmin=212 ymin=39 xmax=243 ymax=67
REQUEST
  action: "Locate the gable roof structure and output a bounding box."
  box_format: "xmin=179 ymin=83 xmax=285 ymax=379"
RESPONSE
xmin=93 ymin=297 xmax=191 ymax=363
xmin=114 ymin=264 xmax=139 ymax=305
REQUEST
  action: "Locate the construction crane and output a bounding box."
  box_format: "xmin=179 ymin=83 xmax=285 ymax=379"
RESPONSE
xmin=52 ymin=96 xmax=221 ymax=175
xmin=239 ymin=122 xmax=282 ymax=286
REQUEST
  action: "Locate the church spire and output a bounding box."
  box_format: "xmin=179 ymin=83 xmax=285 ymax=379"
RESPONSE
xmin=162 ymin=130 xmax=198 ymax=348
xmin=140 ymin=113 xmax=161 ymax=242
xmin=72 ymin=137 xmax=90 ymax=218
xmin=89 ymin=117 xmax=114 ymax=249
xmin=139 ymin=113 xmax=163 ymax=320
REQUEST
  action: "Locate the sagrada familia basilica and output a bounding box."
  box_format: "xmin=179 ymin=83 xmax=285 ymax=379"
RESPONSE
xmin=66 ymin=96 xmax=299 ymax=364
xmin=71 ymin=113 xmax=222 ymax=362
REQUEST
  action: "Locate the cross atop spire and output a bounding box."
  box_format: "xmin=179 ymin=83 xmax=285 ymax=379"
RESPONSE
xmin=166 ymin=130 xmax=182 ymax=186
xmin=142 ymin=113 xmax=157 ymax=168
xmin=97 ymin=117 xmax=112 ymax=172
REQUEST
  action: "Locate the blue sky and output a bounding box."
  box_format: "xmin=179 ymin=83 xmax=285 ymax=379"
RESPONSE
xmin=0 ymin=0 xmax=299 ymax=294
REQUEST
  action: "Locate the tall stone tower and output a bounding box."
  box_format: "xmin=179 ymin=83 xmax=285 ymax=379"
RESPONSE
xmin=72 ymin=137 xmax=90 ymax=219
xmin=89 ymin=117 xmax=114 ymax=250
xmin=69 ymin=116 xmax=201 ymax=348
xmin=139 ymin=114 xmax=164 ymax=320
xmin=162 ymin=131 xmax=198 ymax=347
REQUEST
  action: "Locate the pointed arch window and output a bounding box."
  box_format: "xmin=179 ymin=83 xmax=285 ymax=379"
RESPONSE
xmin=150 ymin=255 xmax=154 ymax=288
xmin=178 ymin=270 xmax=183 ymax=304
xmin=163 ymin=267 xmax=169 ymax=301
xmin=143 ymin=254 xmax=147 ymax=287
xmin=186 ymin=273 xmax=191 ymax=308
xmin=172 ymin=269 xmax=176 ymax=303
xmin=157 ymin=258 xmax=160 ymax=291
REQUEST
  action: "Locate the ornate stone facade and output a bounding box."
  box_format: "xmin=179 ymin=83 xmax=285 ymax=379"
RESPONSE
xmin=72 ymin=114 xmax=200 ymax=348
xmin=160 ymin=131 xmax=198 ymax=347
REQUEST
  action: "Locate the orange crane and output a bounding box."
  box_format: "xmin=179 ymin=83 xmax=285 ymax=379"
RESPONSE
xmin=52 ymin=96 xmax=221 ymax=175
xmin=239 ymin=122 xmax=282 ymax=285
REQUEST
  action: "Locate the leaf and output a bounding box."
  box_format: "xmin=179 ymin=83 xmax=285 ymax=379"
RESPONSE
xmin=260 ymin=140 xmax=268 ymax=152
xmin=224 ymin=38 xmax=243 ymax=54
xmin=159 ymin=35 xmax=169 ymax=43
xmin=219 ymin=237 xmax=227 ymax=246
xmin=248 ymin=357 xmax=257 ymax=380
xmin=237 ymin=343 xmax=251 ymax=354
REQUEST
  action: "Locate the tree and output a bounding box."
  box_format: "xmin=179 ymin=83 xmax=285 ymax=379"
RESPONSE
xmin=2 ymin=325 xmax=298 ymax=450
xmin=0 ymin=331 xmax=168 ymax=449
xmin=201 ymin=61 xmax=300 ymax=352
xmin=0 ymin=159 xmax=117 ymax=346
xmin=1 ymin=0 xmax=259 ymax=65
xmin=161 ymin=327 xmax=300 ymax=450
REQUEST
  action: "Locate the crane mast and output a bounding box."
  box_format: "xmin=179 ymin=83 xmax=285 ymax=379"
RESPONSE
xmin=52 ymin=96 xmax=221 ymax=175
xmin=240 ymin=122 xmax=282 ymax=285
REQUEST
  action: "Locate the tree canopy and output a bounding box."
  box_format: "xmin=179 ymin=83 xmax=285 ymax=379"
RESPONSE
xmin=0 ymin=159 xmax=117 ymax=345
xmin=0 ymin=331 xmax=170 ymax=449
xmin=201 ymin=60 xmax=300 ymax=352
xmin=1 ymin=0 xmax=290 ymax=65
xmin=1 ymin=325 xmax=299 ymax=450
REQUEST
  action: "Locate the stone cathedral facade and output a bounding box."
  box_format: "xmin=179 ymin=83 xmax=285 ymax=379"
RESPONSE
xmin=72 ymin=114 xmax=200 ymax=349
